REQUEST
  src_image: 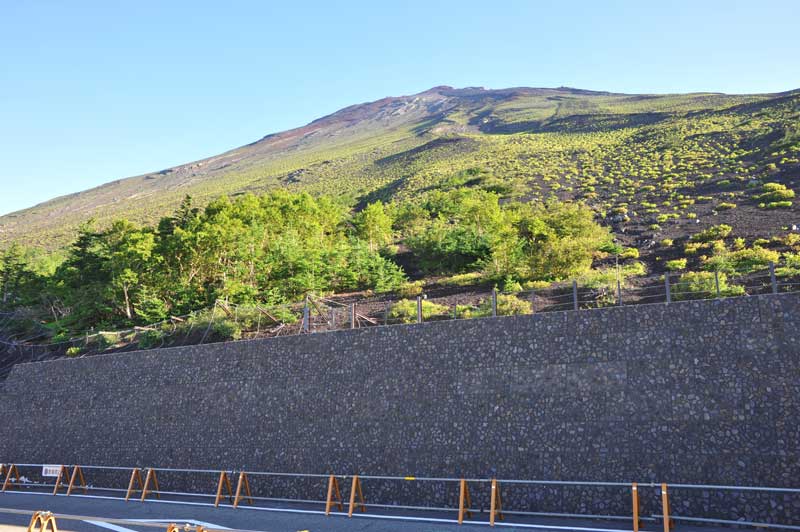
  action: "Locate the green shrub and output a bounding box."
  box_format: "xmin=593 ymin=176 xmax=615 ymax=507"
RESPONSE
xmin=776 ymin=252 xmax=800 ymax=277
xmin=673 ymin=271 xmax=745 ymax=300
xmin=717 ymin=202 xmax=737 ymax=210
xmin=703 ymin=247 xmax=780 ymax=274
xmin=66 ymin=346 xmax=83 ymax=357
xmin=500 ymin=276 xmax=523 ymax=293
xmin=137 ymin=329 xmax=166 ymax=349
xmin=459 ymin=294 xmax=532 ymax=318
xmin=397 ymin=280 xmax=424 ymax=297
xmin=659 ymin=239 xmax=674 ymax=248
xmin=524 ymin=279 xmax=552 ymax=290
xmin=440 ymin=272 xmax=483 ymax=287
xmin=760 ymin=201 xmax=793 ymax=209
xmin=691 ymin=224 xmax=732 ymax=242
xmin=665 ymin=258 xmax=688 ymax=271
xmin=493 ymin=294 xmax=532 ymax=315
xmin=757 ymin=182 xmax=795 ymax=202
xmin=389 ymin=299 xmax=449 ymax=323
xmin=684 ymin=242 xmax=702 ymax=254
xmin=211 ymin=319 xmax=242 ymax=341
xmin=619 ymin=247 xmax=640 ymax=259
xmin=92 ymin=332 xmax=119 ymax=350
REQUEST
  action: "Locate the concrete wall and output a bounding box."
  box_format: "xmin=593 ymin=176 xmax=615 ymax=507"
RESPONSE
xmin=1 ymin=294 xmax=798 ymax=523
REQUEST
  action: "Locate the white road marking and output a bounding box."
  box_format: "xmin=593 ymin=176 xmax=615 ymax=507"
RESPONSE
xmin=83 ymin=520 xmax=138 ymax=532
xmin=128 ymin=519 xmax=231 ymax=529
xmin=83 ymin=518 xmax=230 ymax=532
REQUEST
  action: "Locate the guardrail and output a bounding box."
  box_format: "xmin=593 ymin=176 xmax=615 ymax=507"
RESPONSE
xmin=1 ymin=463 xmax=798 ymax=530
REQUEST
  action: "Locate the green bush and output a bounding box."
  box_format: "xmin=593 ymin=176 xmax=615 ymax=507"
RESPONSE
xmin=691 ymin=224 xmax=732 ymax=242
xmin=441 ymin=272 xmax=484 ymax=287
xmin=66 ymin=346 xmax=83 ymax=357
xmin=776 ymin=252 xmax=800 ymax=277
xmin=211 ymin=319 xmax=242 ymax=341
xmin=757 ymin=182 xmax=795 ymax=202
xmin=137 ymin=329 xmax=166 ymax=349
xmin=389 ymin=299 xmax=449 ymax=323
xmin=702 ymin=247 xmax=779 ymax=274
xmin=760 ymin=201 xmax=793 ymax=209
xmin=524 ymin=279 xmax=552 ymax=290
xmin=717 ymin=202 xmax=737 ymax=210
xmin=619 ymin=247 xmax=640 ymax=259
xmin=665 ymin=258 xmax=688 ymax=271
xmin=458 ymin=294 xmax=532 ymax=318
xmin=493 ymin=294 xmax=532 ymax=315
xmin=397 ymin=280 xmax=424 ymax=297
xmin=673 ymin=271 xmax=745 ymax=300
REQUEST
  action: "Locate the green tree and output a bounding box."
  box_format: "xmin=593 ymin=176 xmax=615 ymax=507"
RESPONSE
xmin=354 ymin=201 xmax=394 ymax=252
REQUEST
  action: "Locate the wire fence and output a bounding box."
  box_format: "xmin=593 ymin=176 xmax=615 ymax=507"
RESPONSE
xmin=1 ymin=261 xmax=798 ymax=378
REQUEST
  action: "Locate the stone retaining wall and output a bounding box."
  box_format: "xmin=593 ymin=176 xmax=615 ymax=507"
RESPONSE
xmin=0 ymin=294 xmax=798 ymax=524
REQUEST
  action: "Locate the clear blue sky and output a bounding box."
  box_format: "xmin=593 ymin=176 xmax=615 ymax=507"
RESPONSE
xmin=1 ymin=0 xmax=798 ymax=216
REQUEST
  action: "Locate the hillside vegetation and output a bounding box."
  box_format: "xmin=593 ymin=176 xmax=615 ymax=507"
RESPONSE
xmin=1 ymin=85 xmax=800 ymax=339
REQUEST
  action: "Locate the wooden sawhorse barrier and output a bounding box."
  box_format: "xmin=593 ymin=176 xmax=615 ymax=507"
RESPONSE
xmin=214 ymin=471 xmax=234 ymax=508
xmin=125 ymin=468 xmax=144 ymax=501
xmin=125 ymin=468 xmax=160 ymax=502
xmin=325 ymin=475 xmax=344 ymax=515
xmin=489 ymin=478 xmax=503 ymax=526
xmin=52 ymin=466 xmax=88 ymax=496
xmin=2 ymin=464 xmax=21 ymax=492
xmin=347 ymin=475 xmax=366 ymax=517
xmin=232 ymin=472 xmax=254 ymax=508
xmin=140 ymin=468 xmax=160 ymax=502
xmin=458 ymin=478 xmax=474 ymax=524
xmin=27 ymin=511 xmax=58 ymax=532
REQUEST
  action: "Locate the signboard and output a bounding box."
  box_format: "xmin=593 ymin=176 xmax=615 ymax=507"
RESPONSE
xmin=41 ymin=465 xmax=61 ymax=477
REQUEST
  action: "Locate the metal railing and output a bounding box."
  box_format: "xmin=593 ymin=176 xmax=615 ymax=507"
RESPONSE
xmin=1 ymin=463 xmax=799 ymax=530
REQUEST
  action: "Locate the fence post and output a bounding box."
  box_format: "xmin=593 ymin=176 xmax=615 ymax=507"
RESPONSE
xmin=661 ymin=483 xmax=672 ymax=532
xmin=416 ymin=296 xmax=423 ymax=323
xmin=632 ymin=482 xmax=640 ymax=532
xmin=770 ymin=262 xmax=778 ymax=294
xmin=302 ymin=296 xmax=310 ymax=333
xmin=572 ymin=280 xmax=578 ymax=311
xmin=491 ymin=288 xmax=498 ymax=317
xmin=714 ymin=270 xmax=721 ymax=298
xmin=350 ymin=304 xmax=356 ymax=329
xmin=665 ymin=274 xmax=671 ymax=303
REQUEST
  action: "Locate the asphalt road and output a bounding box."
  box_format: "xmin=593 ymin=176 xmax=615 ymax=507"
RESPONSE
xmin=0 ymin=491 xmax=723 ymax=532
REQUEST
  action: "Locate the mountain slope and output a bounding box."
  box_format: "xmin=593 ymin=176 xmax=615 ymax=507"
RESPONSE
xmin=1 ymin=85 xmax=799 ymax=251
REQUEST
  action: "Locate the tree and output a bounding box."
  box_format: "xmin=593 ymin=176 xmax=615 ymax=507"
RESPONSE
xmin=354 ymin=201 xmax=394 ymax=252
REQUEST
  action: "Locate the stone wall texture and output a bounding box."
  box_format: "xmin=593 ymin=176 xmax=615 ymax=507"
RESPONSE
xmin=0 ymin=294 xmax=798 ymax=524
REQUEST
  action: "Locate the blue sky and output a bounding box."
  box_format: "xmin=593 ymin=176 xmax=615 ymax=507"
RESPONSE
xmin=0 ymin=0 xmax=798 ymax=216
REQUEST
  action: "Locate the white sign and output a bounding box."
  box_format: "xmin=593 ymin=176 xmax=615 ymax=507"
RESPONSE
xmin=42 ymin=465 xmax=61 ymax=477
